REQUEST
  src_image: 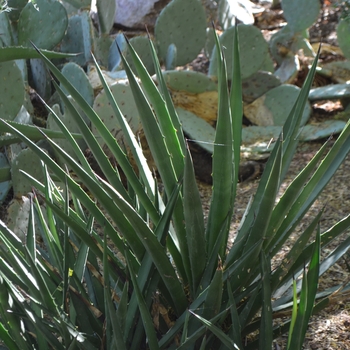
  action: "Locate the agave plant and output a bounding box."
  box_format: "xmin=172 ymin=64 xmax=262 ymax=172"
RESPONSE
xmin=0 ymin=29 xmax=350 ymax=350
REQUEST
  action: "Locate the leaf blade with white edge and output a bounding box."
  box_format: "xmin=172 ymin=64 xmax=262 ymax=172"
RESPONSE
xmin=189 ymin=310 xmax=241 ymax=350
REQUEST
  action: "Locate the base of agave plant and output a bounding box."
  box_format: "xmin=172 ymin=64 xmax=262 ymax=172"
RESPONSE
xmin=189 ymin=140 xmax=265 ymax=184
xmin=84 ymin=134 xmax=265 ymax=185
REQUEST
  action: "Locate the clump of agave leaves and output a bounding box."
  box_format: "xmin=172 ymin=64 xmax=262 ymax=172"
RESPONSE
xmin=0 ymin=29 xmax=350 ymax=350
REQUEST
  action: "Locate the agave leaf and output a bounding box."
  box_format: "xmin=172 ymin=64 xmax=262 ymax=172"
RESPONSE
xmin=270 ymin=117 xmax=350 ymax=260
xmin=0 ymin=322 xmax=19 ymax=350
xmin=230 ymin=23 xmax=243 ymax=204
xmin=259 ymin=252 xmax=273 ymax=350
xmin=177 ymin=310 xmax=228 ymax=350
xmin=0 ymin=118 xmax=136 ymax=268
xmin=0 ymin=121 xmax=83 ymax=147
xmin=124 ymin=182 xmax=182 ymax=341
xmin=202 ymin=264 xmax=223 ymax=321
xmin=40 ymin=141 xmax=146 ymax=262
xmin=180 ymin=310 xmax=191 ymax=345
xmin=62 ymin=60 xmax=161 ymax=228
xmin=118 ymin=41 xmax=192 ymax=287
xmin=266 ymin=140 xmax=330 ymax=252
xmin=118 ymin=44 xmax=177 ymax=190
xmin=42 ymin=166 xmax=64 ymax=259
xmin=319 ymin=234 xmax=350 ymax=276
xmin=23 ymin=246 xmax=58 ymax=314
xmin=225 ymin=137 xmax=282 ymax=267
xmin=0 ymin=240 xmax=45 ymax=304
xmin=287 ymin=278 xmax=298 ymax=348
xmin=287 ymin=230 xmax=320 ymax=349
xmin=30 ymin=45 xmax=153 ymax=215
xmin=224 ymin=240 xmax=263 ymax=294
xmin=148 ymin=35 xmax=187 ymax=155
xmin=271 ymin=210 xmax=323 ymax=293
xmin=0 ymin=276 xmax=28 ymax=349
xmin=0 ymin=247 xmax=28 ymax=290
xmin=125 ymin=250 xmax=160 ymax=350
xmin=0 ymin=46 xmax=75 ymax=62
xmin=27 ymin=311 xmax=67 ymax=350
xmin=230 ymin=51 xmax=320 ymax=267
xmin=98 ymin=176 xmax=188 ymax=315
xmin=274 ymin=213 xmax=350 ymax=307
xmin=69 ymin=288 xmax=103 ymax=339
xmin=72 ymin=218 xmax=92 ymax=283
xmin=200 ymin=215 xmax=230 ymax=289
xmin=42 ymin=199 xmax=127 ymax=283
xmin=125 ymin=36 xmax=185 ymax=179
xmin=242 ymin=136 xmax=282 ymax=255
xmin=189 ymin=310 xmax=240 ymax=350
xmin=227 ymin=280 xmax=244 ymax=349
xmin=90 ymin=54 xmax=159 ymax=207
xmin=238 ymin=282 xmax=260 ymax=329
xmin=40 ymin=94 xmax=93 ymax=177
xmin=103 ymin=228 xmax=127 ymax=350
xmin=26 ymin=194 xmax=36 ymax=261
xmin=117 ymin=282 xmax=129 ymax=335
xmin=158 ymin=285 xmax=211 ymax=348
xmin=206 ymin=27 xmax=234 ymax=258
xmin=280 ymin=48 xmax=320 ymax=180
xmin=183 ymin=145 xmax=206 ymax=294
xmin=52 ymin=81 xmax=130 ymax=201
xmin=62 ymin=178 xmax=72 ymax=311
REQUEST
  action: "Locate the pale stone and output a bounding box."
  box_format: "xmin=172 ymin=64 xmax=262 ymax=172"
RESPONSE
xmin=114 ymin=0 xmax=159 ymax=27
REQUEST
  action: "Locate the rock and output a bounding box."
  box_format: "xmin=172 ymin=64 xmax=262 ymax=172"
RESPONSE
xmin=114 ymin=0 xmax=170 ymax=29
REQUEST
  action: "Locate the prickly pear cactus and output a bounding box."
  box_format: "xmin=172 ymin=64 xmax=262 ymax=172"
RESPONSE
xmin=161 ymin=71 xmax=219 ymax=125
xmin=30 ymin=58 xmax=52 ymax=100
xmin=176 ymin=107 xmax=215 ymax=153
xmin=318 ymin=60 xmax=350 ymax=84
xmin=309 ymin=83 xmax=350 ymax=102
xmin=244 ymin=84 xmax=311 ymax=126
xmin=337 ymin=18 xmax=350 ymax=60
xmin=242 ymin=71 xmax=281 ymax=103
xmin=11 ymin=148 xmax=46 ymax=198
xmin=0 ymin=153 xmax=11 ymax=204
xmin=125 ymin=36 xmax=155 ymax=75
xmin=0 ymin=61 xmax=25 ymax=121
xmin=241 ymin=120 xmax=347 ymax=155
xmin=60 ymin=10 xmax=92 ymax=66
xmin=274 ymin=55 xmax=299 ymax=83
xmin=62 ymin=0 xmax=91 ymax=9
xmin=7 ymin=0 xmax=28 ymax=22
xmin=209 ymin=24 xmax=269 ymax=80
xmin=218 ymin=0 xmax=254 ymax=29
xmin=93 ymin=34 xmax=114 ymax=68
xmin=96 ymin=0 xmax=117 ymax=34
xmin=165 ymin=43 xmax=177 ymax=71
xmin=299 ymin=120 xmax=347 ymax=141
xmin=108 ymin=35 xmax=155 ymax=75
xmin=0 ymin=11 xmax=14 ymax=47
xmin=18 ymin=0 xmax=68 ymax=49
xmin=161 ymin=70 xmax=217 ymax=93
xmin=5 ymin=193 xmax=47 ymax=242
xmin=205 ymin=27 xmax=216 ymax=58
xmin=61 ymin=62 xmax=94 ymax=108
xmin=5 ymin=195 xmax=31 ymax=242
xmin=92 ymin=80 xmax=142 ymax=150
xmin=154 ymin=0 xmax=207 ymax=67
xmin=260 ymin=51 xmax=275 ymax=73
xmin=281 ymin=0 xmax=320 ymax=33
xmin=108 ymin=33 xmax=127 ymax=71
xmin=46 ymin=102 xmax=87 ymax=164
